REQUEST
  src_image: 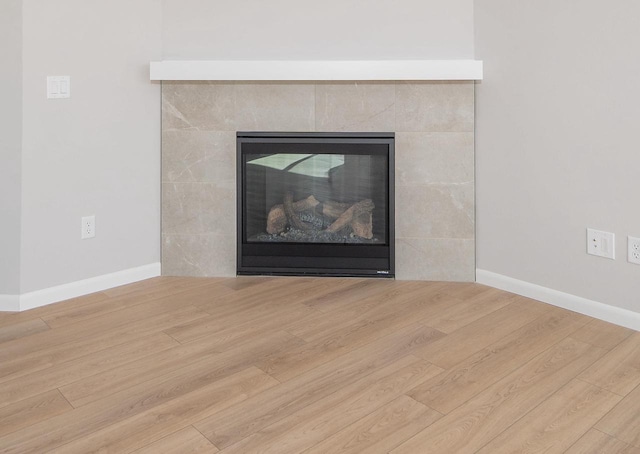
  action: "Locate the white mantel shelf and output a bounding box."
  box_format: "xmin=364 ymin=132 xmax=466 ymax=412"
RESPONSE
xmin=149 ymin=60 xmax=483 ymax=81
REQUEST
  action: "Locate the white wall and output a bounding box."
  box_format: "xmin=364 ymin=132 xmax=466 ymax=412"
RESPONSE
xmin=0 ymin=0 xmax=22 ymax=296
xmin=475 ymin=1 xmax=640 ymax=313
xmin=162 ymin=0 xmax=474 ymax=60
xmin=19 ymin=0 xmax=162 ymax=293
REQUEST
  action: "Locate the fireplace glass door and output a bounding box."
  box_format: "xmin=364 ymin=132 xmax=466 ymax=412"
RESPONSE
xmin=237 ymin=132 xmax=394 ymax=277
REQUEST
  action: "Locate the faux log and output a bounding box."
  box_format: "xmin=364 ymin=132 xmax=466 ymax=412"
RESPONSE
xmin=284 ymin=192 xmax=312 ymax=231
xmin=266 ymin=195 xmax=319 ymax=234
xmin=351 ymin=211 xmax=373 ymax=239
xmin=266 ymin=195 xmax=374 ymax=240
xmin=321 ymin=201 xmax=351 ymax=220
xmin=326 ymin=199 xmax=375 ymax=239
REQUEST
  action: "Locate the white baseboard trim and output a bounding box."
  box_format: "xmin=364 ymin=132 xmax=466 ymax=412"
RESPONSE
xmin=1 ymin=263 xmax=161 ymax=312
xmin=476 ymin=269 xmax=640 ymax=331
xmin=0 ymin=294 xmax=21 ymax=312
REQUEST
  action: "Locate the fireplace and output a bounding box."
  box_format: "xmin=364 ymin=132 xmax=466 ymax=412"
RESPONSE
xmin=162 ymin=81 xmax=475 ymax=281
xmin=237 ymin=132 xmax=395 ymax=277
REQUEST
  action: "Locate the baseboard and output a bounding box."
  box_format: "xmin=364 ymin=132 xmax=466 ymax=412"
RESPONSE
xmin=476 ymin=269 xmax=640 ymax=331
xmin=5 ymin=263 xmax=162 ymax=312
xmin=0 ymin=294 xmax=21 ymax=312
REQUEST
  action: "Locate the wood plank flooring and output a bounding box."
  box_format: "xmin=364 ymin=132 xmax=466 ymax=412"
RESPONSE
xmin=0 ymin=276 xmax=638 ymax=453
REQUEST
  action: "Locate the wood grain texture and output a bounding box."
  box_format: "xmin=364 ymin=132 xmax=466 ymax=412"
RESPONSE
xmin=413 ymin=298 xmax=546 ymax=369
xmin=40 ymin=276 xmax=220 ymax=329
xmin=302 ymin=278 xmax=396 ymax=311
xmin=0 ymin=354 xmax=282 ymax=453
xmin=130 ymin=426 xmax=219 ymax=454
xmin=571 ymin=319 xmax=635 ymax=350
xmin=303 ymin=395 xmax=441 ymax=454
xmin=395 ymin=338 xmax=606 ymax=454
xmin=579 ymin=331 xmax=640 ymax=396
xmin=437 ymin=281 xmax=495 ymax=300
xmin=257 ymin=317 xmax=421 ymax=382
xmin=475 ymin=379 xmax=621 ymax=454
xmin=58 ymin=330 xmax=300 ymax=407
xmin=286 ymin=281 xmax=441 ymax=342
xmin=0 ymin=282 xmax=223 ymax=372
xmin=102 ymin=276 xmax=216 ymax=297
xmin=48 ymin=367 xmax=276 ymax=454
xmin=0 ymin=332 xmax=179 ymax=410
xmin=565 ymin=429 xmax=640 ymax=454
xmin=218 ymin=276 xmax=271 ymax=291
xmin=0 ymin=318 xmax=50 ymax=344
xmin=218 ymin=357 xmax=442 ymax=454
xmin=0 ymin=389 xmax=72 ymax=438
xmin=0 ymin=305 xmax=209 ymax=385
xmin=595 ymin=381 xmax=640 ymax=448
xmin=0 ymin=277 xmax=636 ymax=454
xmin=194 ymin=324 xmax=443 ymax=449
xmin=422 ymin=287 xmax=516 ymax=333
xmin=407 ymin=309 xmax=590 ymax=414
xmin=256 ymin=291 xmax=450 ymax=382
xmin=164 ymin=301 xmax=318 ymax=345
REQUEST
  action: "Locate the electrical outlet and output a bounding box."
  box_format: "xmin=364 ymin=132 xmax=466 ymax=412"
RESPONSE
xmin=629 ymin=236 xmax=640 ymax=265
xmin=81 ymin=215 xmax=95 ymax=239
xmin=587 ymin=228 xmax=615 ymax=259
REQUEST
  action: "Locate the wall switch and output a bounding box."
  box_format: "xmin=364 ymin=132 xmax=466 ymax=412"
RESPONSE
xmin=628 ymin=236 xmax=640 ymax=265
xmin=81 ymin=215 xmax=95 ymax=239
xmin=47 ymin=76 xmax=71 ymax=99
xmin=587 ymin=228 xmax=615 ymax=259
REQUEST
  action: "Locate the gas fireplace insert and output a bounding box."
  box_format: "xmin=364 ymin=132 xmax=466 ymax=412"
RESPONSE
xmin=237 ymin=132 xmax=394 ymax=277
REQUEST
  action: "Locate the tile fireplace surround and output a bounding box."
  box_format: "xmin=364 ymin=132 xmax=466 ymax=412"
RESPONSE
xmin=162 ymin=81 xmax=474 ymax=281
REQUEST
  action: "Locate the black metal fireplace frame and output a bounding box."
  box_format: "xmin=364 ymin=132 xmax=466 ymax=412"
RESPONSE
xmin=237 ymin=131 xmax=395 ymax=278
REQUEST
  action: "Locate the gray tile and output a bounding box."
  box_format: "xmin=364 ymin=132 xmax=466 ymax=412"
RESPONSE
xmin=315 ymin=82 xmax=395 ymax=131
xmin=162 ymin=234 xmax=236 ymax=277
xmin=162 ymin=182 xmax=234 ymax=235
xmin=395 ymin=183 xmax=474 ymax=239
xmin=162 ymin=82 xmax=235 ymax=131
xmin=396 ymin=82 xmax=474 ymax=132
xmin=396 ymin=132 xmax=474 ymax=184
xmin=235 ymin=83 xmax=315 ymax=131
xmin=162 ymin=130 xmax=235 ymax=183
xmin=395 ymin=238 xmax=475 ymax=281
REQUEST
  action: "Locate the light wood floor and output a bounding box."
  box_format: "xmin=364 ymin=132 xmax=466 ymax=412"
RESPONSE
xmin=0 ymin=277 xmax=639 ymax=454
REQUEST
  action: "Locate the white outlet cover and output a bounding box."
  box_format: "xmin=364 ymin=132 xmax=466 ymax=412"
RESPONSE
xmin=628 ymin=236 xmax=640 ymax=265
xmin=47 ymin=76 xmax=71 ymax=99
xmin=81 ymin=215 xmax=95 ymax=239
xmin=587 ymin=228 xmax=615 ymax=260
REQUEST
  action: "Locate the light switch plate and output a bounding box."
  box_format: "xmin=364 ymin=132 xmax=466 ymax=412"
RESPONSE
xmin=47 ymin=76 xmax=71 ymax=99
